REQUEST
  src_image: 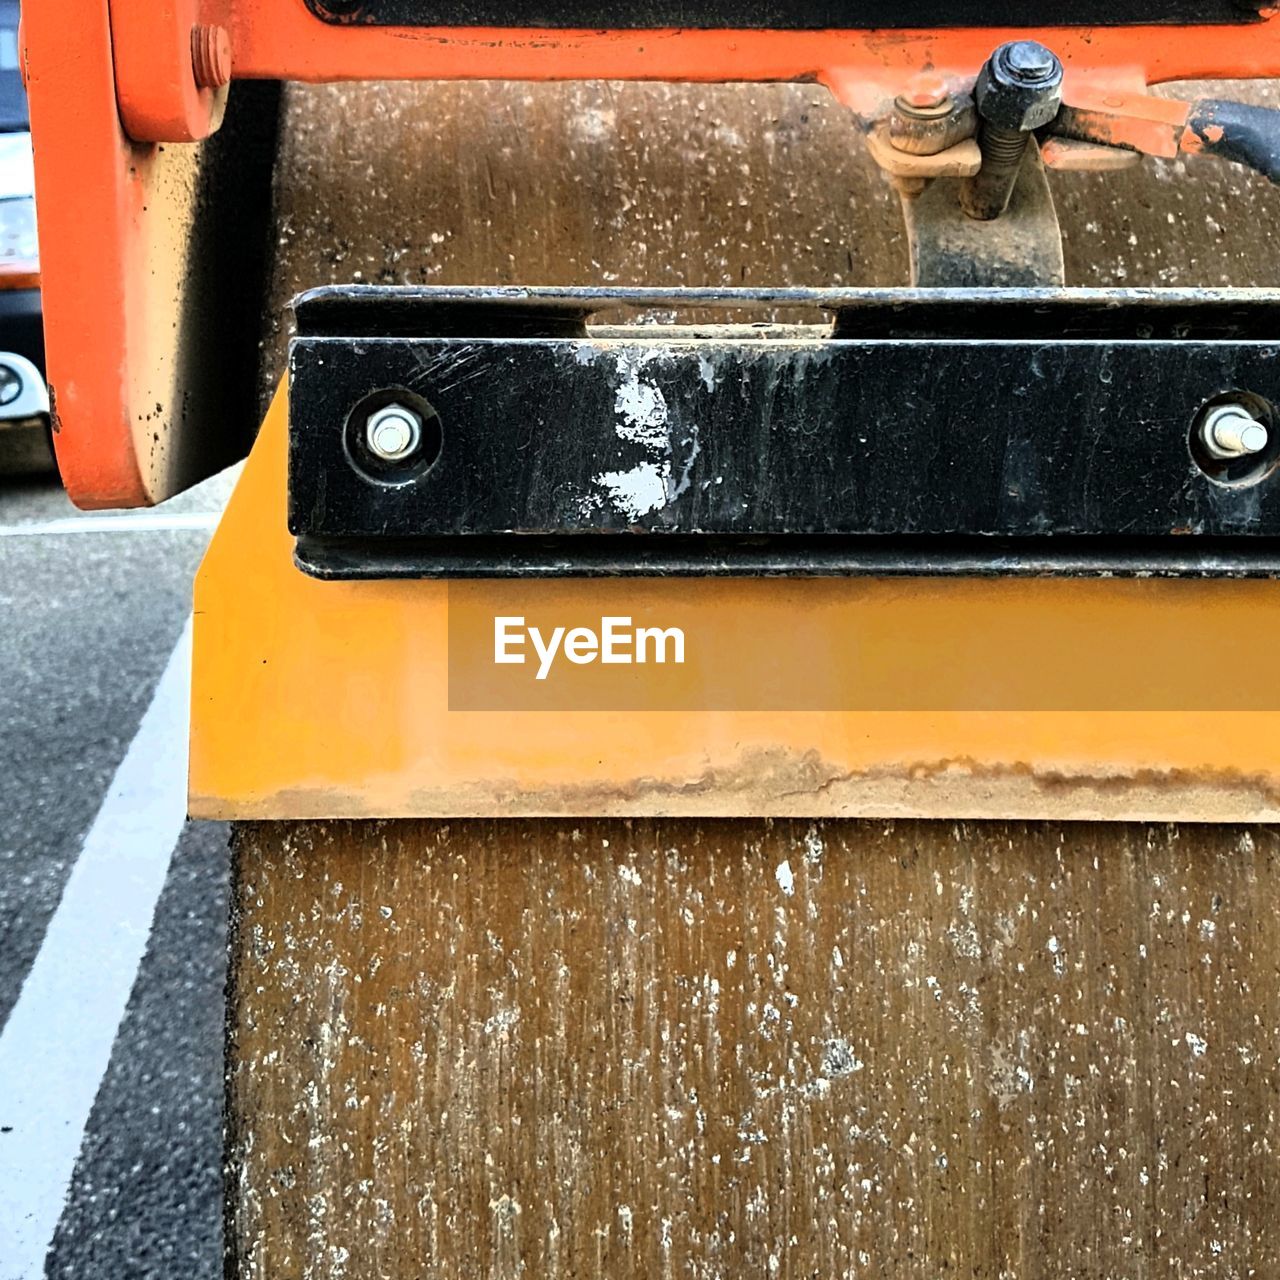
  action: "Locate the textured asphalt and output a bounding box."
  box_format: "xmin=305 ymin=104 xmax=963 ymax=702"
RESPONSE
xmin=0 ymin=444 xmax=237 ymax=1279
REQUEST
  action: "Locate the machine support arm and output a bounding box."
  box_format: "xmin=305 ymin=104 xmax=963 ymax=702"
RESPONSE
xmin=1053 ymin=90 xmax=1280 ymax=184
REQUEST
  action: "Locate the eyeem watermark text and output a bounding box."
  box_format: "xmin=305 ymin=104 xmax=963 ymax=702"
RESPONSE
xmin=494 ymin=615 xmax=686 ymax=680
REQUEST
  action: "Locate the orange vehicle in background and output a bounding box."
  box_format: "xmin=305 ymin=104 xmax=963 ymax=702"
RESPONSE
xmin=0 ymin=0 xmax=46 ymax=470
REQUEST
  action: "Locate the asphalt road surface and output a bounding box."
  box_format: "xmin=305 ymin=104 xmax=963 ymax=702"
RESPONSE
xmin=0 ymin=438 xmax=238 ymax=1280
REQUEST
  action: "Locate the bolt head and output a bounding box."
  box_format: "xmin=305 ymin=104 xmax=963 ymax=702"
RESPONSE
xmin=1001 ymin=41 xmax=1059 ymax=83
xmin=975 ymin=41 xmax=1064 ymax=132
xmin=191 ymin=24 xmax=232 ymax=90
xmin=897 ymin=74 xmax=951 ymax=114
xmin=366 ymin=403 xmax=423 ymax=461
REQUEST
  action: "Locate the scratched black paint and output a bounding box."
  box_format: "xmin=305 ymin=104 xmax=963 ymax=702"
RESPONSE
xmin=288 ymin=286 xmax=1280 ymax=578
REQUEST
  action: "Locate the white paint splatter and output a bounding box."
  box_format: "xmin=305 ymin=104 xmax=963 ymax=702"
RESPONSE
xmin=775 ymin=860 xmax=795 ymax=896
xmin=613 ymin=353 xmax=670 ymax=449
xmin=663 ymin=431 xmax=701 ymax=503
xmin=585 ymin=348 xmax=703 ymax=520
xmin=572 ymin=106 xmax=617 ymax=141
xmin=595 ymin=462 xmax=668 ymax=521
xmin=1185 ymin=1031 xmax=1208 ymax=1058
xmin=822 ymin=1038 xmax=864 ymax=1077
xmin=489 ymin=1194 xmax=521 ymax=1220
xmin=947 ymin=920 xmax=981 ymax=960
xmin=803 ymin=825 xmax=824 ymax=864
xmin=484 ymin=1007 xmax=519 ymax=1036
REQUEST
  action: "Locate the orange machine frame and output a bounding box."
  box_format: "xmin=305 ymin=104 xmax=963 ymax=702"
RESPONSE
xmin=20 ymin=2 xmax=1280 ymax=507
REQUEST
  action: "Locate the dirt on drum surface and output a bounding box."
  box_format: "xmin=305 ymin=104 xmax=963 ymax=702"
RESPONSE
xmin=230 ymin=818 xmax=1280 ymax=1278
xmin=228 ymin=78 xmax=1280 ymax=1278
xmin=260 ymin=77 xmax=1280 ymax=387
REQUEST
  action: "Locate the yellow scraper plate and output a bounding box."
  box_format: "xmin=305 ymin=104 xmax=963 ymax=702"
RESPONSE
xmin=190 ymin=382 xmax=1280 ymax=821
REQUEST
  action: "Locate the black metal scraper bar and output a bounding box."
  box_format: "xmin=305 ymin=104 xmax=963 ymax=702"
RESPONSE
xmin=306 ymin=0 xmax=1263 ymax=29
xmin=288 ymin=286 xmax=1280 ymax=579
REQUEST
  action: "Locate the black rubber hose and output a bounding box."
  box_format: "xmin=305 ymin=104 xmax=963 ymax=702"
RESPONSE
xmin=1185 ymin=98 xmax=1280 ymax=184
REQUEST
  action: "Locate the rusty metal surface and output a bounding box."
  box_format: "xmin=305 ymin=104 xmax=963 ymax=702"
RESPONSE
xmin=225 ymin=77 xmax=1280 ymax=1276
xmin=255 ymin=76 xmax=1280 ymax=416
xmin=903 ymin=143 xmax=1064 ymax=285
xmin=229 ymin=818 xmax=1280 ymax=1277
xmin=259 ymin=79 xmax=905 ymax=399
xmin=261 ymin=78 xmax=1280 ymax=402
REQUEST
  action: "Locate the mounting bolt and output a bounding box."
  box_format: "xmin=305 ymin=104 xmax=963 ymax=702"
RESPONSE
xmin=366 ymin=404 xmax=424 ymax=462
xmin=895 ymin=75 xmax=952 ymax=118
xmin=960 ymin=40 xmax=1064 ymax=221
xmin=191 ymin=23 xmax=233 ymax=90
xmin=1200 ymin=403 xmax=1270 ymax=459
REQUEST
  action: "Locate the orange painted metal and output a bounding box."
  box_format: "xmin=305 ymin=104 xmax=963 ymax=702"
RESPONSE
xmin=134 ymin=6 xmax=1280 ymax=135
xmin=1054 ymin=87 xmax=1254 ymax=164
xmin=24 ymin=0 xmax=152 ymax=507
xmin=27 ymin=1 xmax=1280 ymax=506
xmin=190 ymin=386 xmax=1280 ymax=822
xmin=219 ymin=12 xmax=1280 ymax=93
xmin=26 ymin=0 xmax=240 ymax=508
xmin=109 ymin=0 xmax=228 ymax=141
xmin=1057 ymin=88 xmax=1194 ymax=158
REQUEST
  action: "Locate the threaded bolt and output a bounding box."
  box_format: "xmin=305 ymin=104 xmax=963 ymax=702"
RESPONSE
xmin=366 ymin=404 xmax=423 ymax=462
xmin=1201 ymin=404 xmax=1270 ymax=459
xmin=191 ymin=24 xmax=232 ymax=90
xmin=961 ymin=41 xmax=1063 ymax=221
xmin=961 ymin=125 xmax=1031 ymax=220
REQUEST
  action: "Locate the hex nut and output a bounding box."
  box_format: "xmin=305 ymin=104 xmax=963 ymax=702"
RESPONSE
xmin=889 ymin=92 xmax=978 ymax=158
xmin=366 ymin=403 xmax=424 ymax=462
xmin=896 ymin=74 xmax=952 ymax=115
xmin=974 ymin=41 xmax=1064 ymax=133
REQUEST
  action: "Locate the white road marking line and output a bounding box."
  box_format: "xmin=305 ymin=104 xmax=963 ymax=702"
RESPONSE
xmin=0 ymin=620 xmax=192 ymax=1280
xmin=0 ymin=512 xmax=220 ymax=538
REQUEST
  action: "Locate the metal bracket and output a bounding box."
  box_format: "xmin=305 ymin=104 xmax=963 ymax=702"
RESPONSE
xmin=902 ymin=141 xmax=1064 ymax=287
